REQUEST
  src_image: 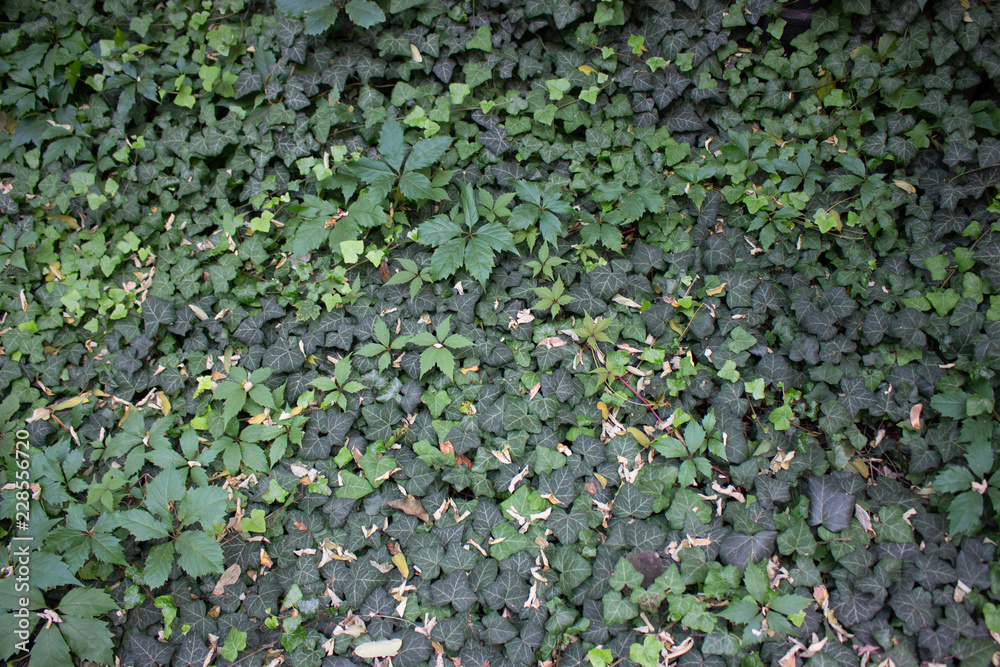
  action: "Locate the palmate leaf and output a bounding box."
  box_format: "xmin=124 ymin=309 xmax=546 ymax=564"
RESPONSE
xmin=178 ymin=486 xmax=228 ymax=530
xmin=399 ymin=171 xmax=447 ymax=201
xmin=142 ymin=542 xmax=175 ymax=589
xmin=58 ymin=615 xmax=115 ymax=665
xmin=418 ymin=215 xmax=463 ymax=246
xmin=378 ymin=116 xmax=406 ymax=172
xmin=405 ymin=136 xmax=453 ymax=171
xmin=58 ymin=588 xmax=118 ymax=618
xmin=144 ymin=467 xmax=185 ymax=520
xmin=116 ymin=509 xmax=171 ymax=541
xmin=175 ymin=530 xmax=225 ymax=578
xmin=946 ymin=490 xmax=983 ymax=536
xmin=345 ymin=0 xmax=385 ymax=27
xmin=31 ymin=626 xmax=73 ymax=667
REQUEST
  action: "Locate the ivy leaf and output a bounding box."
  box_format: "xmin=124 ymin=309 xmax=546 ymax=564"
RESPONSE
xmin=719 ymin=531 xmax=777 ymax=570
xmin=129 ymin=634 xmax=177 ymax=665
xmin=777 ymin=519 xmax=816 ymax=557
xmin=431 ymin=571 xmax=477 ymax=611
xmin=889 ymin=588 xmax=934 ymax=633
xmin=602 ymin=590 xmax=639 ymax=625
xmin=337 ymin=470 xmax=374 ymax=499
xmin=806 ymin=476 xmax=854 ymax=533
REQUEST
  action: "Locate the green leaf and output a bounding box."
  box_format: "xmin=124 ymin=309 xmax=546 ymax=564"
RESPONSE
xmin=30 ymin=625 xmax=72 ymax=667
xmin=220 ymin=628 xmax=248 ymax=661
xmin=116 ymin=510 xmax=170 ymax=541
xmin=466 ymin=25 xmax=493 ymax=52
xmin=405 ymin=136 xmax=453 ymax=172
xmin=58 ymin=615 xmax=115 ymax=664
xmin=716 ymin=597 xmax=760 ymax=625
xmin=175 ymin=530 xmax=225 ymax=578
xmin=378 ymin=116 xmax=405 ymax=173
xmin=538 ymin=210 xmax=563 ymax=247
xmin=728 ymin=326 xmax=757 ymax=354
xmin=876 ymin=506 xmax=914 ymax=543
xmin=345 ymin=0 xmax=385 ymax=27
xmin=420 ymin=346 xmax=455 ymax=379
xmin=142 ymin=542 xmax=175 ymax=589
xmin=946 ymin=490 xmax=984 ymax=536
xmin=336 ymin=470 xmax=374 ymax=499
xmin=418 ymin=215 xmax=463 ymax=246
xmin=264 ymin=479 xmax=289 ymax=503
xmin=144 ymin=467 xmax=185 ymax=520
xmin=744 ymin=561 xmax=767 ymax=604
xmin=58 ymin=588 xmax=118 ymax=618
xmin=934 ymin=465 xmax=975 ymax=493
xmin=931 ymin=390 xmax=969 ymax=418
xmin=602 ymin=590 xmax=639 ymax=625
xmin=768 ymin=594 xmax=811 ymax=617
xmin=399 ymin=171 xmax=445 ymax=201
xmin=179 ymin=486 xmax=229 ymax=530
xmin=609 ymin=557 xmax=644 ymax=591
xmin=214 ymin=380 xmax=247 ymax=427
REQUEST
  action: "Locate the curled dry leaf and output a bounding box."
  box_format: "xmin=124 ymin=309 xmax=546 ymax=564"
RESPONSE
xmin=386 ymin=497 xmax=432 ymax=525
xmin=909 ymin=403 xmax=922 ymax=430
xmin=212 ymin=564 xmax=242 ymax=596
xmin=354 ymin=639 xmax=403 ymax=659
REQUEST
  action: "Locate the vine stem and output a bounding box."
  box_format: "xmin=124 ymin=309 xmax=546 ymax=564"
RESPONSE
xmin=617 ymin=377 xmax=663 ymax=423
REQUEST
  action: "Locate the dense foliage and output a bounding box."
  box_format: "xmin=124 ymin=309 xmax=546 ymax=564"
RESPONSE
xmin=2 ymin=0 xmax=1000 ymax=665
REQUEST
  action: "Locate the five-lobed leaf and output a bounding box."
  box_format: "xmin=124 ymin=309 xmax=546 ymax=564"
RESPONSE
xmin=175 ymin=530 xmax=225 ymax=578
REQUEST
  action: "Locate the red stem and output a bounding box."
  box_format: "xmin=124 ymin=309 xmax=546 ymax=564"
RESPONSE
xmin=618 ymin=377 xmax=662 ymax=423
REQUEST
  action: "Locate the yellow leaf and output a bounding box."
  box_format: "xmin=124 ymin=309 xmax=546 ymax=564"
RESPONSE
xmin=460 ymin=365 xmax=479 ymax=374
xmin=579 ymin=65 xmax=597 ymax=75
xmin=392 ymin=553 xmax=409 ymax=579
xmin=892 ymin=179 xmax=916 ymax=194
xmin=410 ymin=43 xmax=423 ymax=63
xmin=850 ymin=458 xmax=869 ymax=479
xmin=355 ymin=639 xmax=402 ymax=659
xmin=706 ymin=282 xmax=728 ymax=296
xmin=248 ymin=412 xmax=268 ymax=425
xmin=158 ymin=391 xmax=171 ymax=416
xmin=627 ymin=427 xmax=650 ymax=446
xmin=47 ymin=214 xmax=78 ymax=230
xmin=597 ymin=401 xmax=609 ymax=419
xmin=594 ymin=473 xmax=607 ymax=488
xmin=669 ymin=319 xmax=683 ymax=334
xmin=50 ymin=393 xmax=91 ymax=412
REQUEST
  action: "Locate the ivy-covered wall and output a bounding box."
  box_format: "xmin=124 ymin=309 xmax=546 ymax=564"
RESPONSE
xmin=1 ymin=0 xmax=1000 ymax=665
